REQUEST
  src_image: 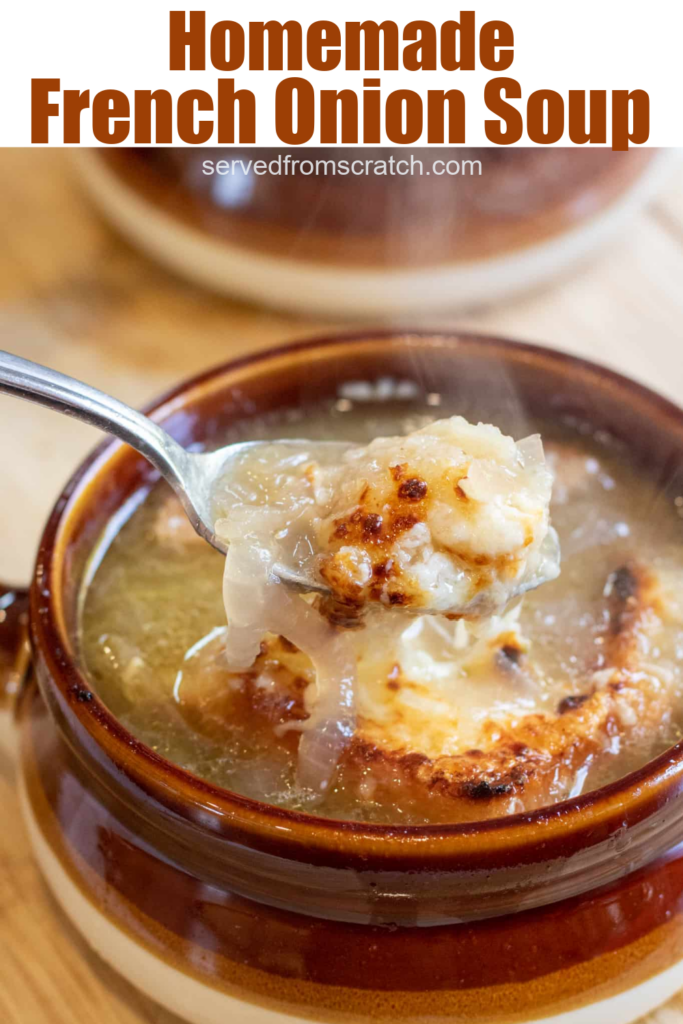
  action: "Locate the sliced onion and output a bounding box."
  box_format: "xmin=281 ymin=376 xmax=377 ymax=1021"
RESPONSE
xmin=517 ymin=433 xmax=545 ymax=468
xmin=220 ymin=519 xmax=356 ymax=796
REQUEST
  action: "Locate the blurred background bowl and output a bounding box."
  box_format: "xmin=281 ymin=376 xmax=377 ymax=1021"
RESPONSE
xmin=75 ymin=147 xmax=677 ymax=318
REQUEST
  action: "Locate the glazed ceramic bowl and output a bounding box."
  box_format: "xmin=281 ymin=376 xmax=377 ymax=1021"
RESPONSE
xmin=75 ymin=148 xmax=675 ymax=317
xmin=3 ymin=331 xmax=683 ymax=1024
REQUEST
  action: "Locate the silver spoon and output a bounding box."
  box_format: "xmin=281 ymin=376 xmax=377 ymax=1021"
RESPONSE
xmin=0 ymin=350 xmax=335 ymax=594
xmin=0 ymin=351 xmax=560 ymax=615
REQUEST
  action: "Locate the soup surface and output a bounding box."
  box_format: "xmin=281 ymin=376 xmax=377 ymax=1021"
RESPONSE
xmin=80 ymin=394 xmax=683 ymax=824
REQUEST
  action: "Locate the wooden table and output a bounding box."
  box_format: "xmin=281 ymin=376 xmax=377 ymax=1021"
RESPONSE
xmin=1 ymin=148 xmax=682 ymax=1024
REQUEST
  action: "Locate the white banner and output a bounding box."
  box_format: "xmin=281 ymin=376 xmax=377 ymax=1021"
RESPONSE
xmin=3 ymin=0 xmax=682 ymax=147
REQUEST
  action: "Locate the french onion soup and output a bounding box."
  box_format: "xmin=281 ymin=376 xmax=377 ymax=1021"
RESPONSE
xmin=80 ymin=394 xmax=683 ymax=824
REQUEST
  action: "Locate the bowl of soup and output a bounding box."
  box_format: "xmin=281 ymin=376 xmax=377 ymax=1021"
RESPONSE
xmin=3 ymin=330 xmax=683 ymax=1024
xmin=75 ymin=148 xmax=673 ymax=317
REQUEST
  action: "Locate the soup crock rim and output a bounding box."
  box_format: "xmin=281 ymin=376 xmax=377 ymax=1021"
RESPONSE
xmin=29 ymin=327 xmax=683 ymax=860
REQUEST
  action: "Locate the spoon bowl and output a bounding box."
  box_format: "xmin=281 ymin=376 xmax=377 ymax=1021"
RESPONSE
xmin=0 ymin=350 xmax=559 ymax=614
xmin=187 ymin=438 xmax=356 ymax=594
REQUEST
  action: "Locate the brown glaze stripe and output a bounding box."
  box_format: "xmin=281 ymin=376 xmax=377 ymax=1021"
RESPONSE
xmin=0 ymin=585 xmax=30 ymax=715
xmin=20 ymin=685 xmax=683 ymax=1023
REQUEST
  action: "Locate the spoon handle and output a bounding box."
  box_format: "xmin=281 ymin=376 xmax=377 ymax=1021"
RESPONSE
xmin=0 ymin=350 xmax=189 ymax=485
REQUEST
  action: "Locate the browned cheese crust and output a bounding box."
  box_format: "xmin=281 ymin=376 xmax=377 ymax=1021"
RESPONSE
xmin=344 ymin=562 xmax=669 ymax=818
xmin=317 ymin=458 xmax=531 ymax=616
xmin=176 ymin=559 xmax=671 ymax=822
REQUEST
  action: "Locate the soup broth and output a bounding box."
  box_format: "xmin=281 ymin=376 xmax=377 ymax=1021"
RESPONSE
xmin=80 ymin=397 xmax=683 ymax=824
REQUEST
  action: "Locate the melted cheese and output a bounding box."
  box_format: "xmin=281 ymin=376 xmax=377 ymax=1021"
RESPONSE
xmin=211 ymin=416 xmax=559 ymax=794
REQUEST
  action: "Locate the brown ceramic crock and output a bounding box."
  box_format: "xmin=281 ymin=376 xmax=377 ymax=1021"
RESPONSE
xmin=94 ymin=148 xmax=654 ymax=268
xmin=3 ymin=331 xmax=683 ymax=1024
xmin=75 ymin=150 xmax=674 ymax=318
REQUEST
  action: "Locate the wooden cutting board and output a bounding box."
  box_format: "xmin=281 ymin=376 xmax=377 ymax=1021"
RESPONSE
xmin=1 ymin=148 xmax=683 ymax=1024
